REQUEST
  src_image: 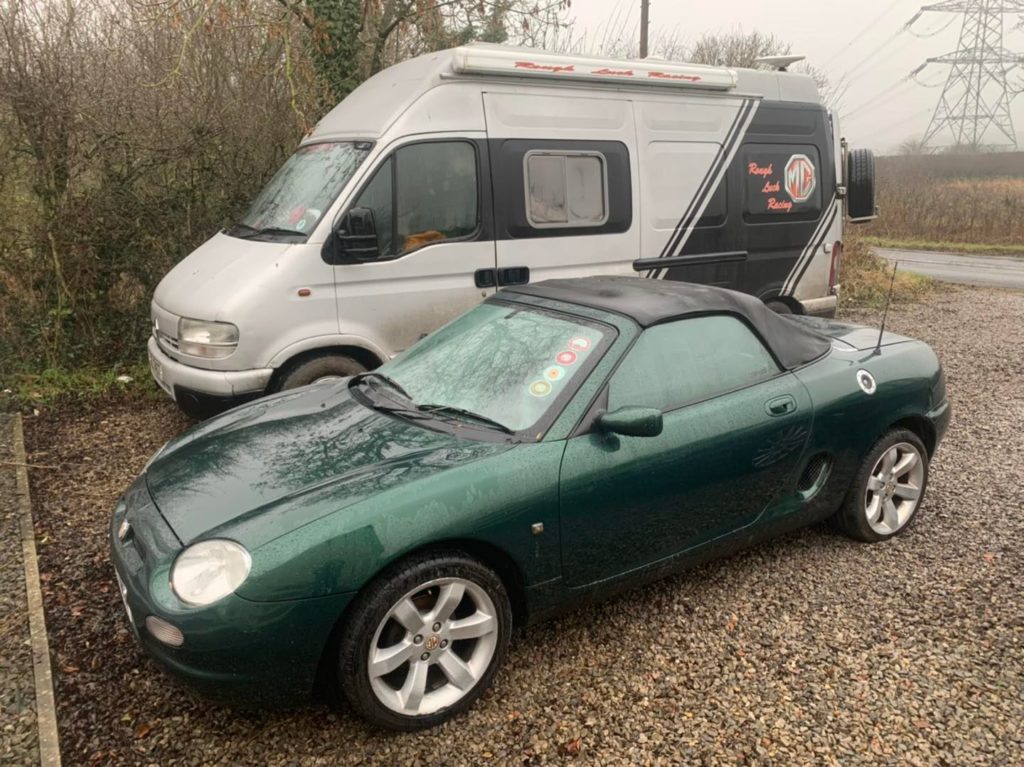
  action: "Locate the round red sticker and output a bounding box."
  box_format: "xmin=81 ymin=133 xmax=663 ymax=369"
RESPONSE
xmin=568 ymin=337 xmax=591 ymax=352
xmin=556 ymin=350 xmax=577 ymax=366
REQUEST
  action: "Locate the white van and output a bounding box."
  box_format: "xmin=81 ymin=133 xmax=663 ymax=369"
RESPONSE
xmin=149 ymin=44 xmax=875 ymax=418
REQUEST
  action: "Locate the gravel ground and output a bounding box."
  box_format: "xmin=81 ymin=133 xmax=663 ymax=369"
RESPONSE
xmin=0 ymin=415 xmax=40 ymax=765
xmin=23 ymin=285 xmax=1024 ymax=766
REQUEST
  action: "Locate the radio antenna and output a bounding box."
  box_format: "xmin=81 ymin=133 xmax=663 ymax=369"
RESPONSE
xmin=874 ymin=261 xmax=898 ymax=356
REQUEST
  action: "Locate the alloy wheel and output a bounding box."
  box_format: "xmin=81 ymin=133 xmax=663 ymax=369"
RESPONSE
xmin=864 ymin=442 xmax=925 ymax=535
xmin=367 ymin=577 xmax=498 ymax=716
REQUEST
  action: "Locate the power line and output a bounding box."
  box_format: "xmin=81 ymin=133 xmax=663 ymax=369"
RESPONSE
xmin=914 ymin=0 xmax=1024 ymax=150
xmin=821 ymin=3 xmax=909 ymax=69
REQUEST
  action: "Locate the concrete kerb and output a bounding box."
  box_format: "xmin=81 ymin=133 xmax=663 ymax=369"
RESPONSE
xmin=11 ymin=414 xmax=62 ymax=767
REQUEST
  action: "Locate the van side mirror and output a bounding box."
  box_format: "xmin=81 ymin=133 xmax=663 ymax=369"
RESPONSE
xmin=596 ymin=406 xmax=663 ymax=438
xmin=322 ymin=207 xmax=379 ymax=265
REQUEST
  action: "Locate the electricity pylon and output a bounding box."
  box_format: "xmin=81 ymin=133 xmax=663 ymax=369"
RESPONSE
xmin=912 ymin=1 xmax=1024 ymax=150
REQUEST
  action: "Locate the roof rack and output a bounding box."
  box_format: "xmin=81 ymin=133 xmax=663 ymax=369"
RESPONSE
xmin=451 ymin=44 xmax=738 ymax=91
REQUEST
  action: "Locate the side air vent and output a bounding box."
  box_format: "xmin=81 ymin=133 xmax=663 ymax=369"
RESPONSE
xmin=798 ymin=453 xmax=832 ymax=495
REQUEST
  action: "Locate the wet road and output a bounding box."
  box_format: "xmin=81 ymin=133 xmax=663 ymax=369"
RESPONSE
xmin=875 ymin=248 xmax=1024 ymax=290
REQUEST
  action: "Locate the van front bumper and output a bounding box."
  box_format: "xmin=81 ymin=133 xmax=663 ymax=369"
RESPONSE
xmin=148 ymin=337 xmax=272 ymax=417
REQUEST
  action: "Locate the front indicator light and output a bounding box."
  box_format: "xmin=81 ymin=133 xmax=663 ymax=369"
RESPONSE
xmin=170 ymin=539 xmax=251 ymax=606
xmin=145 ymin=616 xmax=185 ymax=647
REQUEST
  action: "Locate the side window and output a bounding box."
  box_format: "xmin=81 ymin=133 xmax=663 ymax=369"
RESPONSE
xmin=525 ymin=151 xmax=608 ymax=228
xmin=608 ymin=316 xmax=780 ymax=412
xmin=353 ymin=157 xmax=394 ymax=256
xmin=350 ymin=141 xmax=478 ymax=258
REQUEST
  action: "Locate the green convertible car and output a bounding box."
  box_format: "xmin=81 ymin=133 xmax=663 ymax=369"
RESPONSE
xmin=111 ymin=277 xmax=950 ymax=729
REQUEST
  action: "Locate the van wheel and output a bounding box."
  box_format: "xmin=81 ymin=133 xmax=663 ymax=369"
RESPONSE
xmin=275 ymin=353 xmax=366 ymax=391
xmin=766 ymin=299 xmax=793 ymax=315
xmin=847 ymin=148 xmax=876 ymax=220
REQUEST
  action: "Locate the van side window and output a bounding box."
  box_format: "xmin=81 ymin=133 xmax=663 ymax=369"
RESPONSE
xmin=608 ymin=316 xmax=780 ymax=413
xmin=350 ymin=141 xmax=478 ymax=257
xmin=525 ymin=151 xmax=608 ymax=228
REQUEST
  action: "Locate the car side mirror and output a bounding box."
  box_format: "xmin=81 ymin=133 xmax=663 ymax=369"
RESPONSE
xmin=596 ymin=406 xmax=663 ymax=438
xmin=322 ymin=207 xmax=379 ymax=264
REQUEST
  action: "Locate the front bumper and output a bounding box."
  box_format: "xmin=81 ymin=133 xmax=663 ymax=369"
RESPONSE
xmin=148 ymin=336 xmax=273 ymax=401
xmin=110 ymin=477 xmax=354 ymax=705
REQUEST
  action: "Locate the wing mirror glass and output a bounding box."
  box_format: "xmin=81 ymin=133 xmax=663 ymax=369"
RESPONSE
xmin=596 ymin=406 xmax=663 ymax=438
xmin=323 ymin=206 xmax=379 ymax=264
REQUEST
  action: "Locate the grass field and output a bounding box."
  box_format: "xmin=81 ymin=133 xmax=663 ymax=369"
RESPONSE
xmin=868 ymin=157 xmax=1024 ymax=253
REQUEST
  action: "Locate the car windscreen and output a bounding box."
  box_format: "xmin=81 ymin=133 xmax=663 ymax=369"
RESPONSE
xmin=378 ymin=302 xmax=611 ymax=435
xmin=229 ymin=142 xmax=371 ymax=241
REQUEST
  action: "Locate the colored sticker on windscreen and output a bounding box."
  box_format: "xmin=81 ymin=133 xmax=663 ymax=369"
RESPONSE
xmin=529 ymin=380 xmax=553 ymax=397
xmin=556 ymin=350 xmax=578 ymax=366
xmin=544 ymin=365 xmax=565 ymax=381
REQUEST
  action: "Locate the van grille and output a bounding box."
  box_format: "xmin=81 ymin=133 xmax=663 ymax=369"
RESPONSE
xmin=155 ymin=327 xmax=179 ymax=353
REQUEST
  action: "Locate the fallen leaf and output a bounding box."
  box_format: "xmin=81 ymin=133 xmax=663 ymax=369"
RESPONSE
xmin=134 ymin=723 xmax=153 ymax=739
xmin=561 ymin=737 xmax=582 ymax=756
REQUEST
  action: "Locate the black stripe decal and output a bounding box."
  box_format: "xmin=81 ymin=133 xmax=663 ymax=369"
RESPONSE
xmin=657 ymin=101 xmax=750 ymax=260
xmin=782 ymin=195 xmax=837 ymax=294
xmin=787 ymin=201 xmax=838 ymax=295
xmin=648 ymin=99 xmax=755 ymax=279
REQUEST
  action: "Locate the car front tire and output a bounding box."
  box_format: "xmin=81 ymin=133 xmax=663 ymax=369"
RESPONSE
xmin=834 ymin=428 xmax=929 ymax=542
xmin=337 ymin=550 xmax=512 ymax=730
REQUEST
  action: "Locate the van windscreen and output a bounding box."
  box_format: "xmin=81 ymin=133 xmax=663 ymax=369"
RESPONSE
xmin=228 ymin=142 xmax=371 ymax=241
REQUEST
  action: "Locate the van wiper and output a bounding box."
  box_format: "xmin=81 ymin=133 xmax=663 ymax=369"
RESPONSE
xmin=351 ymin=372 xmax=412 ymax=400
xmin=231 ymin=224 xmax=307 ymax=239
xmin=415 ymin=404 xmax=515 ymax=434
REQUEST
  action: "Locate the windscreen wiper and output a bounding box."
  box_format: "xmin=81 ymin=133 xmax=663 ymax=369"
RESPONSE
xmin=415 ymin=404 xmax=515 ymax=435
xmin=231 ymin=225 xmax=306 ymax=239
xmin=351 ymin=372 xmax=412 ymax=400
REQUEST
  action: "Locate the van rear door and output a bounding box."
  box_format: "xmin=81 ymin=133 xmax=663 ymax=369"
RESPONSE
xmin=483 ymin=92 xmax=639 ymax=288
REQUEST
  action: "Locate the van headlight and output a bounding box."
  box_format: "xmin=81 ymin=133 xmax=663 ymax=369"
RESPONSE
xmin=178 ymin=318 xmax=239 ymax=359
xmin=171 ymin=540 xmax=251 ymax=606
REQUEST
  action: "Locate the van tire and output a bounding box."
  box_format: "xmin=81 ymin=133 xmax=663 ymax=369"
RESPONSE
xmin=275 ymin=353 xmax=366 ymax=391
xmin=765 ymin=299 xmax=793 ymax=315
xmin=847 ymin=148 xmax=876 ymax=220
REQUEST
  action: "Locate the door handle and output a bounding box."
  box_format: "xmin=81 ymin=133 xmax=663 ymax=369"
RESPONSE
xmin=765 ymin=395 xmax=797 ymax=417
xmin=474 ymin=268 xmax=497 ymax=288
xmin=497 ymin=266 xmax=530 ymax=286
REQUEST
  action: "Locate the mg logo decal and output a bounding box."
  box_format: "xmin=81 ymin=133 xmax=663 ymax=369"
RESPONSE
xmin=784 ymin=154 xmax=816 ymax=203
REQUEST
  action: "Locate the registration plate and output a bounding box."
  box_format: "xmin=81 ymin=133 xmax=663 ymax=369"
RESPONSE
xmin=148 ymin=349 xmax=163 ymax=384
xmin=148 ymin=350 xmax=172 ymax=396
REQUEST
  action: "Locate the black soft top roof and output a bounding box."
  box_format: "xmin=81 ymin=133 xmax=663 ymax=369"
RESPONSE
xmin=503 ymin=276 xmax=831 ymax=370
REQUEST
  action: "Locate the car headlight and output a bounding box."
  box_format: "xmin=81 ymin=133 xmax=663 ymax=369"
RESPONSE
xmin=171 ymin=540 xmax=251 ymax=606
xmin=178 ymin=318 xmax=239 ymax=359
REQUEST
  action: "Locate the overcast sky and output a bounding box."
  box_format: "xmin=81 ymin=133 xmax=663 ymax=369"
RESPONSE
xmin=565 ymin=0 xmax=1024 ymax=153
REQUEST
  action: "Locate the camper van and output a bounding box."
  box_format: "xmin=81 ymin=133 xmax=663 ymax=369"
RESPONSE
xmin=149 ymin=43 xmax=876 ymax=418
